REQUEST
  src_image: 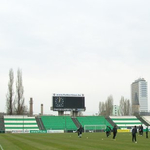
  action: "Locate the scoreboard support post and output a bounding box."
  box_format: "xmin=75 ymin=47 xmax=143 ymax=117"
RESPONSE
xmin=58 ymin=111 xmax=64 ymax=116
xmin=72 ymin=111 xmax=78 ymax=117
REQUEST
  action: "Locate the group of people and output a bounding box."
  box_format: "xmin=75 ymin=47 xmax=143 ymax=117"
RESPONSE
xmin=132 ymin=125 xmax=149 ymax=143
xmin=106 ymin=125 xmax=117 ymax=139
xmin=76 ymin=125 xmax=118 ymax=139
xmin=106 ymin=124 xmax=149 ymax=143
xmin=76 ymin=124 xmax=149 ymax=142
xmin=106 ymin=124 xmax=149 ymax=142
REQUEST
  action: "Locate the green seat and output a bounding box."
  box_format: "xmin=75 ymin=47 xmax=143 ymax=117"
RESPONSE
xmin=41 ymin=116 xmax=77 ymax=131
xmin=77 ymin=116 xmax=112 ymax=130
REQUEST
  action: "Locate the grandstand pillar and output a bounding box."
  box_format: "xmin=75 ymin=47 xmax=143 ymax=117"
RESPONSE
xmin=29 ymin=98 xmax=33 ymax=116
xmin=41 ymin=104 xmax=43 ymax=115
xmin=58 ymin=111 xmax=64 ymax=116
xmin=72 ymin=111 xmax=78 ymax=117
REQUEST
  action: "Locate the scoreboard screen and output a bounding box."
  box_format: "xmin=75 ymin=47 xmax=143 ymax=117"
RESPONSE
xmin=52 ymin=94 xmax=85 ymax=111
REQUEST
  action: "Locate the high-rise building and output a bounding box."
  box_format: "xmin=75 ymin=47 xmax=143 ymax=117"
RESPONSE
xmin=131 ymin=78 xmax=148 ymax=114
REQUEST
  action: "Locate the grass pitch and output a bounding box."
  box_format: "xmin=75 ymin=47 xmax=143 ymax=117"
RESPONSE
xmin=0 ymin=132 xmax=150 ymax=150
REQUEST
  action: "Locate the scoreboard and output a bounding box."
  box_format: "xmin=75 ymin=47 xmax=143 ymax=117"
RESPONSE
xmin=52 ymin=94 xmax=85 ymax=111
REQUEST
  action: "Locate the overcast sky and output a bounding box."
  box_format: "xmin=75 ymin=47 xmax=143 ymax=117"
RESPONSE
xmin=1 ymin=0 xmax=150 ymax=115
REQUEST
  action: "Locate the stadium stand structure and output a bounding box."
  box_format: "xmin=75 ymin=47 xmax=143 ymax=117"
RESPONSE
xmin=105 ymin=116 xmax=116 ymax=127
xmin=41 ymin=116 xmax=77 ymax=131
xmin=76 ymin=116 xmax=112 ymax=131
xmin=2 ymin=115 xmax=150 ymax=133
xmin=110 ymin=116 xmax=145 ymax=129
xmin=141 ymin=116 xmax=150 ymax=126
xmin=71 ymin=117 xmax=81 ymax=128
xmin=0 ymin=114 xmax=5 ymax=133
xmin=35 ymin=116 xmax=45 ymax=130
xmin=135 ymin=114 xmax=150 ymax=126
xmin=4 ymin=115 xmax=39 ymax=132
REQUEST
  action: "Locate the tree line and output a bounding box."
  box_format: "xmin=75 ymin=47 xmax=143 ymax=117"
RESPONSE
xmin=6 ymin=68 xmax=27 ymax=115
xmin=99 ymin=95 xmax=131 ymax=116
xmin=6 ymin=68 xmax=131 ymax=116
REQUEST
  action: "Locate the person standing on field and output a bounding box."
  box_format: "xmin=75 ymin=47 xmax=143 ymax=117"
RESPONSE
xmin=113 ymin=125 xmax=117 ymax=139
xmin=132 ymin=126 xmax=137 ymax=143
xmin=77 ymin=125 xmax=83 ymax=138
xmin=141 ymin=125 xmax=143 ymax=136
xmin=146 ymin=126 xmax=148 ymax=138
xmin=108 ymin=126 xmax=111 ymax=136
xmin=139 ymin=125 xmax=141 ymax=135
xmin=106 ymin=126 xmax=110 ymax=137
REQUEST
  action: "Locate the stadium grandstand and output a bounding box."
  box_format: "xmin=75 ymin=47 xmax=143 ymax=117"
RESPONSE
xmin=110 ymin=116 xmax=146 ymax=129
xmin=0 ymin=114 xmax=150 ymax=133
xmin=41 ymin=116 xmax=77 ymax=132
xmin=76 ymin=116 xmax=112 ymax=132
xmin=141 ymin=116 xmax=150 ymax=125
xmin=4 ymin=115 xmax=39 ymax=133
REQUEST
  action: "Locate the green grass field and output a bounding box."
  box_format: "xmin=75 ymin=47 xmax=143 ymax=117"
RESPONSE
xmin=0 ymin=132 xmax=149 ymax=150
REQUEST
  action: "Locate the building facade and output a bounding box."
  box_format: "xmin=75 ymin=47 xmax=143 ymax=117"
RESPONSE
xmin=112 ymin=105 xmax=120 ymax=116
xmin=131 ymin=78 xmax=148 ymax=114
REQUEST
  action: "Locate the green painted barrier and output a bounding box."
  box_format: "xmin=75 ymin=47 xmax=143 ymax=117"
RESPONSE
xmin=30 ymin=130 xmax=47 ymax=133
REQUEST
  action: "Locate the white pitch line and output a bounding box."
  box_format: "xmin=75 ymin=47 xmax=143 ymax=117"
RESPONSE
xmin=0 ymin=144 xmax=4 ymax=150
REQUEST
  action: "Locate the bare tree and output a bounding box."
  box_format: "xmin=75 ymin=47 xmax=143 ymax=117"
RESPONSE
xmin=119 ymin=97 xmax=124 ymax=115
xmin=126 ymin=99 xmax=131 ymax=115
xmin=6 ymin=69 xmax=14 ymax=115
xmin=105 ymin=95 xmax=113 ymax=116
xmin=99 ymin=95 xmax=113 ymax=116
xmin=119 ymin=96 xmax=131 ymax=116
xmin=14 ymin=69 xmax=25 ymax=115
xmin=99 ymin=101 xmax=106 ymax=115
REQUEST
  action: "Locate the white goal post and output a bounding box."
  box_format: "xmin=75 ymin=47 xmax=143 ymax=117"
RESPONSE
xmin=84 ymin=125 xmax=106 ymax=133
